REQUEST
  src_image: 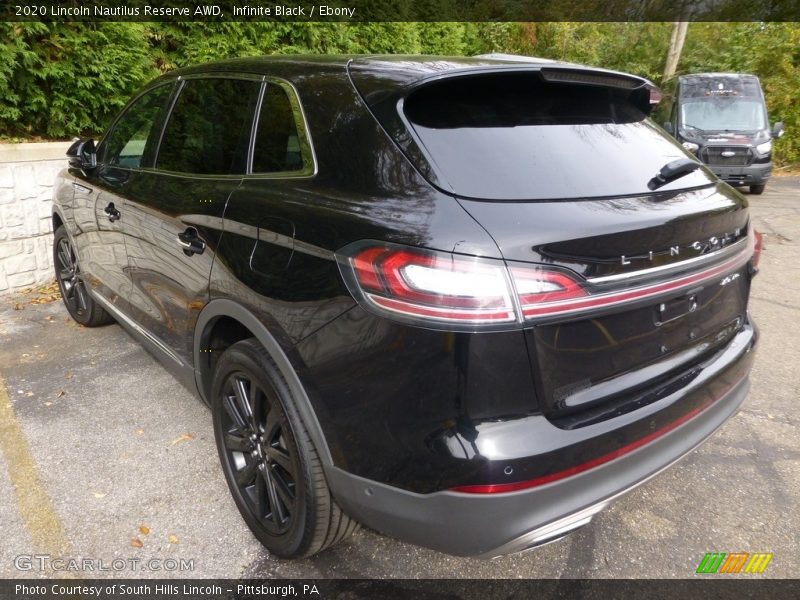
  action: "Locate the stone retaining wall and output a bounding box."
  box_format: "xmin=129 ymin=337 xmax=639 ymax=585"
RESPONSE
xmin=0 ymin=142 xmax=71 ymax=294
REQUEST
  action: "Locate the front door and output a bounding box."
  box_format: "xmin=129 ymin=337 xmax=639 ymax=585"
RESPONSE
xmin=72 ymin=83 xmax=175 ymax=310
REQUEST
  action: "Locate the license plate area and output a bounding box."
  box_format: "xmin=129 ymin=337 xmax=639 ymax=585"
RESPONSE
xmin=528 ymin=266 xmax=751 ymax=418
xmin=655 ymin=291 xmax=699 ymax=326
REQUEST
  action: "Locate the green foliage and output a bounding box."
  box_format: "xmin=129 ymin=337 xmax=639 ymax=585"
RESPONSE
xmin=0 ymin=22 xmax=48 ymax=127
xmin=680 ymin=23 xmax=800 ymax=166
xmin=0 ymin=21 xmax=797 ymax=166
xmin=0 ymin=22 xmax=156 ymax=139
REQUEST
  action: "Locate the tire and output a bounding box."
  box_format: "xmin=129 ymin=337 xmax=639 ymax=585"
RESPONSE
xmin=53 ymin=225 xmax=114 ymax=327
xmin=211 ymin=338 xmax=358 ymax=558
xmin=750 ymin=184 xmax=766 ymax=195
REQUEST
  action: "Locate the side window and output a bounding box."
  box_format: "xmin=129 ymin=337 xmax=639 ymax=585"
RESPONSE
xmin=102 ymin=84 xmax=172 ymax=168
xmin=252 ymin=83 xmax=308 ymax=174
xmin=156 ymin=78 xmax=261 ymax=175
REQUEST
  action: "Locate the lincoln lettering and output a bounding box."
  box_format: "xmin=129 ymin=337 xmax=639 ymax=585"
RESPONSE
xmin=49 ymin=5 xmax=91 ymax=16
xmin=620 ymin=230 xmax=742 ymax=265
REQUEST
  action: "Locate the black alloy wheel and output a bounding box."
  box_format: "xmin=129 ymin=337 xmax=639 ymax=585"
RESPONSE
xmin=56 ymin=236 xmax=89 ymax=316
xmin=211 ymin=339 xmax=357 ymax=558
xmin=53 ymin=225 xmax=113 ymax=327
xmin=219 ymin=370 xmax=298 ymax=535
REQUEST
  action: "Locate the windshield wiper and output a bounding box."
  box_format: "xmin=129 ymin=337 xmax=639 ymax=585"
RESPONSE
xmin=648 ymin=158 xmax=703 ymax=191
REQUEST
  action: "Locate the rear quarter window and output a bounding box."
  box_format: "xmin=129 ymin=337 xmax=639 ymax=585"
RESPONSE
xmin=251 ymin=82 xmax=310 ymax=174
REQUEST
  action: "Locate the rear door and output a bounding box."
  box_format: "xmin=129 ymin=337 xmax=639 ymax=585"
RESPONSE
xmin=120 ymin=74 xmax=262 ymax=376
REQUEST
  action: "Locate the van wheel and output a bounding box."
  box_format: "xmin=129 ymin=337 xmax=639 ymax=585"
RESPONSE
xmin=750 ymin=184 xmax=766 ymax=195
xmin=211 ymin=338 xmax=358 ymax=558
xmin=53 ymin=225 xmax=114 ymax=327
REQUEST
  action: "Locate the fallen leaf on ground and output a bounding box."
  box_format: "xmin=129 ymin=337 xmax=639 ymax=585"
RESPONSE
xmin=65 ymin=372 xmax=74 ymax=379
xmin=20 ymin=281 xmax=61 ymax=305
xmin=44 ymin=402 xmax=52 ymax=407
xmin=130 ymin=538 xmax=143 ymax=548
xmin=13 ymin=304 xmax=24 ymax=311
xmin=93 ymin=492 xmax=106 ymax=499
xmin=168 ymin=535 xmax=179 ymax=544
xmin=170 ymin=433 xmax=195 ymax=445
xmin=24 ymin=392 xmax=33 ymax=397
xmin=139 ymin=525 xmax=150 ymax=536
xmin=57 ymin=390 xmax=66 ymax=398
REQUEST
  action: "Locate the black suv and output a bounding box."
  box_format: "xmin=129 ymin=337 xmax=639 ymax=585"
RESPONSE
xmin=54 ymin=55 xmax=759 ymax=559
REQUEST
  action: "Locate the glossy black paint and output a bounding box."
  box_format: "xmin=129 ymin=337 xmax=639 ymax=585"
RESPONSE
xmin=295 ymin=314 xmax=754 ymax=492
xmin=54 ymin=55 xmax=757 ymax=505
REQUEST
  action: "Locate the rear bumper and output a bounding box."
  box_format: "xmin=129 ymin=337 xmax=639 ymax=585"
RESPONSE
xmin=710 ymin=162 xmax=771 ymax=186
xmin=327 ymin=369 xmax=752 ymax=558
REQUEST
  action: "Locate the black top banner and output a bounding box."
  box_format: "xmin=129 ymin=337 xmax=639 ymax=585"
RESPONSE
xmin=3 ymin=0 xmax=800 ymax=22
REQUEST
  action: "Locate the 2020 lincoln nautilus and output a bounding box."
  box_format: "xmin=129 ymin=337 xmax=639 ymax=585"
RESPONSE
xmin=53 ymin=55 xmax=759 ymax=558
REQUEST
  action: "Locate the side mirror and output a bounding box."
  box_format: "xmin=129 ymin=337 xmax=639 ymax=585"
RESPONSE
xmin=66 ymin=138 xmax=97 ymax=170
xmin=771 ymin=122 xmax=784 ymax=138
xmin=663 ymin=121 xmax=674 ymax=135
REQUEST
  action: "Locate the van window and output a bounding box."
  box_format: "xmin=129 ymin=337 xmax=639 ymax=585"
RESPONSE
xmin=403 ymin=73 xmax=713 ymax=200
xmin=157 ymin=78 xmax=260 ymax=175
xmin=680 ymin=100 xmax=767 ymax=132
xmin=103 ymin=84 xmax=173 ymax=169
xmin=252 ymin=83 xmax=305 ymax=174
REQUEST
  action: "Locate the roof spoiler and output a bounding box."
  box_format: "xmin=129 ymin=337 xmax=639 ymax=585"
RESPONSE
xmin=540 ymin=68 xmax=643 ymax=89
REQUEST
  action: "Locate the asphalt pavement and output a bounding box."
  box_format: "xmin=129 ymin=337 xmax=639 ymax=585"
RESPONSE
xmin=0 ymin=178 xmax=798 ymax=579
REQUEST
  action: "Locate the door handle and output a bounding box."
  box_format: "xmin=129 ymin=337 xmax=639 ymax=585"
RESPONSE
xmin=104 ymin=202 xmax=120 ymax=222
xmin=177 ymin=227 xmax=206 ymax=256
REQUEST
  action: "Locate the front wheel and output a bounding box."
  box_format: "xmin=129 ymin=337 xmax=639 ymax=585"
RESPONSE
xmin=211 ymin=338 xmax=358 ymax=558
xmin=750 ymin=184 xmax=766 ymax=195
xmin=53 ymin=225 xmax=114 ymax=327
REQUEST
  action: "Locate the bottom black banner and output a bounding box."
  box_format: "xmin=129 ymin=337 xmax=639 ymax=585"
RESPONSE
xmin=2 ymin=579 xmax=798 ymax=600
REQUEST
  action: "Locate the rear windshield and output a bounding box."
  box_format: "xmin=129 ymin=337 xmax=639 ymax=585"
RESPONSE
xmin=403 ymin=73 xmax=713 ymax=200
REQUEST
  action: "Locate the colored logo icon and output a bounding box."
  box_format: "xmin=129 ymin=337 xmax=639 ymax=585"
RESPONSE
xmin=697 ymin=552 xmax=773 ymax=574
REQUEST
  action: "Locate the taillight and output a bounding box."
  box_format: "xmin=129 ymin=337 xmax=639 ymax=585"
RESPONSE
xmin=511 ymin=267 xmax=587 ymax=319
xmin=344 ymin=244 xmax=516 ymax=327
xmin=646 ymin=83 xmax=662 ymax=106
xmin=512 ymin=244 xmax=750 ymax=320
xmin=337 ymin=238 xmax=753 ymax=330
